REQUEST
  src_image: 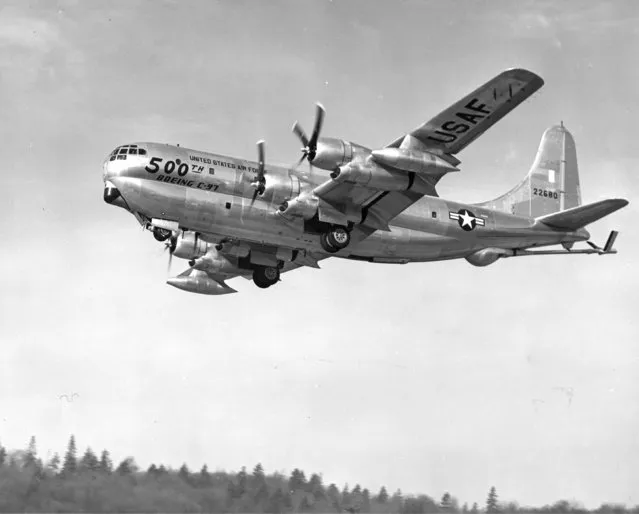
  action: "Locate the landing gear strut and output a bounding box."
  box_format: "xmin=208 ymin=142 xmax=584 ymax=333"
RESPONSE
xmin=253 ymin=265 xmax=280 ymax=289
xmin=153 ymin=227 xmax=172 ymax=242
xmin=320 ymin=226 xmax=351 ymax=253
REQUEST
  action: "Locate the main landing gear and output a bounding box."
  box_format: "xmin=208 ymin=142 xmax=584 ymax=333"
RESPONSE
xmin=320 ymin=226 xmax=351 ymax=253
xmin=253 ymin=265 xmax=280 ymax=289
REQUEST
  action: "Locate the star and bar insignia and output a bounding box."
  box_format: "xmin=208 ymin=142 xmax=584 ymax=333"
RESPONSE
xmin=449 ymin=209 xmax=485 ymax=231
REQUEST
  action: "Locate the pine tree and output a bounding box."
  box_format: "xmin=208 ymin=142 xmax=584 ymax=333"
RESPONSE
xmin=62 ymin=435 xmax=77 ymax=475
xmin=362 ymin=489 xmax=371 ymax=513
xmin=462 ymin=502 xmax=469 ymax=513
xmin=342 ymin=483 xmax=351 ymax=505
xmin=327 ymin=483 xmax=340 ymax=501
xmin=441 ymin=492 xmax=452 ymax=510
xmin=47 ymin=453 xmax=61 ymax=475
xmin=0 ymin=443 xmax=6 ymax=466
xmin=147 ymin=463 xmax=158 ymax=477
xmin=178 ymin=463 xmax=191 ymax=483
xmin=80 ymin=447 xmax=99 ymax=472
xmin=157 ymin=464 xmax=167 ymax=475
xmin=377 ymin=486 xmax=389 ymax=503
xmin=237 ymin=465 xmax=248 ymax=494
xmin=486 ymin=486 xmax=499 ymax=513
xmin=288 ymin=468 xmax=307 ymax=491
xmin=307 ymin=473 xmax=324 ymax=498
xmin=98 ymin=449 xmax=113 ymax=474
xmin=24 ymin=436 xmax=37 ymax=468
xmin=252 ymin=462 xmax=265 ymax=482
xmin=199 ymin=464 xmax=211 ymax=486
xmin=471 ymin=502 xmax=479 ymax=513
xmin=116 ymin=457 xmax=136 ymax=475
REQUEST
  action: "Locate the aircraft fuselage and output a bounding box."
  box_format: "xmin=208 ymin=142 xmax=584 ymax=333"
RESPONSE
xmin=103 ymin=142 xmax=588 ymax=265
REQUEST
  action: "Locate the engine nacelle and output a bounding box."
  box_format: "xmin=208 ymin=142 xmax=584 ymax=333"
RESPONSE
xmin=311 ymin=137 xmax=371 ymax=170
xmin=331 ymin=162 xmax=408 ymax=191
xmin=312 ymin=138 xmax=352 ymax=170
xmin=331 ymin=162 xmax=433 ymax=195
xmin=278 ymin=194 xmax=319 ymax=220
xmin=371 ymin=148 xmax=459 ymax=175
xmin=173 ymin=231 xmax=209 ymax=260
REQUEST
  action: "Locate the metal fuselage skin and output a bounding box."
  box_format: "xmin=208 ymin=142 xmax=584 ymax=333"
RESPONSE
xmin=102 ymin=142 xmax=588 ymax=263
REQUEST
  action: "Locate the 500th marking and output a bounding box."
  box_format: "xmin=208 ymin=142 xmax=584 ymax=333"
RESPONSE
xmin=533 ymin=188 xmax=558 ymax=199
xmin=145 ymin=157 xmax=188 ymax=176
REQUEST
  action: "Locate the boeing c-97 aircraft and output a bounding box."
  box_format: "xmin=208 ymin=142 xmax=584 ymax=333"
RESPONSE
xmin=102 ymin=68 xmax=628 ymax=295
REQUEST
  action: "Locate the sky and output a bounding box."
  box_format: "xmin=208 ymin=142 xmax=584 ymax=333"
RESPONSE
xmin=1 ymin=0 xmax=638 ymax=509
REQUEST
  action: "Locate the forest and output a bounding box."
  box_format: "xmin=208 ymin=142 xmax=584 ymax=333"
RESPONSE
xmin=0 ymin=436 xmax=636 ymax=513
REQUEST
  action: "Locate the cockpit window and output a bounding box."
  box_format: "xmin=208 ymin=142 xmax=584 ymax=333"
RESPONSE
xmin=109 ymin=145 xmax=146 ymax=160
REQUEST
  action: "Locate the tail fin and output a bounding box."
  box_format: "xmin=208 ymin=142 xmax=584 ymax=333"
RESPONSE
xmin=477 ymin=123 xmax=582 ymax=217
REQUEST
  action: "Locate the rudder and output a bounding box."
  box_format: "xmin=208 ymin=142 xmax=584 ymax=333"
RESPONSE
xmin=477 ymin=123 xmax=582 ymax=217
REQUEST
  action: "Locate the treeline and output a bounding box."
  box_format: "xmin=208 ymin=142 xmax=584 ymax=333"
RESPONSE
xmin=0 ymin=436 xmax=637 ymax=513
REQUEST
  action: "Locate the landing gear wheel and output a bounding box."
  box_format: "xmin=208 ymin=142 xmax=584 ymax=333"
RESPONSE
xmin=327 ymin=226 xmax=350 ymax=249
xmin=321 ymin=226 xmax=350 ymax=252
xmin=153 ymin=227 xmax=172 ymax=242
xmin=253 ymin=266 xmax=280 ymax=289
xmin=320 ymin=232 xmax=339 ymax=253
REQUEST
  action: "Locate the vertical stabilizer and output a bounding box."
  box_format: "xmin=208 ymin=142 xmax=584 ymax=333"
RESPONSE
xmin=476 ymin=123 xmax=582 ymax=217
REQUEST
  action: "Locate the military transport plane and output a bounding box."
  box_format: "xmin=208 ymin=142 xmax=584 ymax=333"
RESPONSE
xmin=102 ymin=68 xmax=628 ymax=295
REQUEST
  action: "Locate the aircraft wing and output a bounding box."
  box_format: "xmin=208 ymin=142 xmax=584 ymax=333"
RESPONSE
xmin=385 ymin=68 xmax=544 ymax=157
xmin=311 ymin=68 xmax=544 ymax=240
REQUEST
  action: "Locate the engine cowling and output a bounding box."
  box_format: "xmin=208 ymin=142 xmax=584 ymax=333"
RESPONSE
xmin=311 ymin=138 xmax=355 ymax=170
xmin=278 ymin=194 xmax=319 ymax=220
xmin=331 ymin=162 xmax=433 ymax=195
xmin=172 ymin=231 xmax=209 ymax=260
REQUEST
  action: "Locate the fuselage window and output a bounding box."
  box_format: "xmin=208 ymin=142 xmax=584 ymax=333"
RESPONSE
xmin=119 ymin=148 xmax=128 ymax=154
xmin=138 ymin=148 xmax=147 ymax=155
xmin=129 ymin=148 xmax=138 ymax=155
xmin=117 ymin=154 xmax=126 ymax=160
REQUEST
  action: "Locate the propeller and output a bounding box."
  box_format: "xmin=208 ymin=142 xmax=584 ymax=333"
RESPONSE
xmin=164 ymin=234 xmax=177 ymax=273
xmin=292 ymin=102 xmax=325 ymax=167
xmin=250 ymin=139 xmax=266 ymax=206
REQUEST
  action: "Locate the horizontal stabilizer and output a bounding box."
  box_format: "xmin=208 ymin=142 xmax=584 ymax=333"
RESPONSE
xmin=536 ymin=198 xmax=628 ymax=230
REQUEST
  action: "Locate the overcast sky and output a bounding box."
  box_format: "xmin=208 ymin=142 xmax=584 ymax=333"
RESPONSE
xmin=1 ymin=0 xmax=637 ymax=509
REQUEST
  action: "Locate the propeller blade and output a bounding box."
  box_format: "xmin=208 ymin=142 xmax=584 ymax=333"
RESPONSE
xmin=250 ymin=188 xmax=259 ymax=207
xmin=256 ymin=139 xmax=265 ymax=181
xmin=308 ymin=102 xmax=325 ymax=150
xmin=250 ymin=139 xmax=266 ymax=206
xmin=292 ymin=121 xmax=309 ymax=148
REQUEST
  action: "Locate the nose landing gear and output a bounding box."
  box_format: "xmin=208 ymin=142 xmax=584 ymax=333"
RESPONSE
xmin=320 ymin=226 xmax=351 ymax=253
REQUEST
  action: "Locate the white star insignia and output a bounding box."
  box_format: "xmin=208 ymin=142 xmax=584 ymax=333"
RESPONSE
xmin=459 ymin=210 xmax=475 ymax=228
